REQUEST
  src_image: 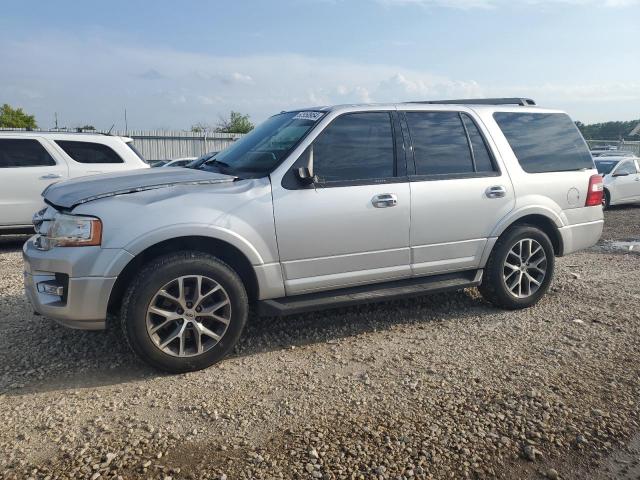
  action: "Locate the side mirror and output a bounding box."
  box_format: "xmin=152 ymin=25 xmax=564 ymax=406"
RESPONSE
xmin=295 ymin=145 xmax=318 ymax=185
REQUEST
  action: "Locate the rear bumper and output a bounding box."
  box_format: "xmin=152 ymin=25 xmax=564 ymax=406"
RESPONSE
xmin=559 ymin=219 xmax=604 ymax=256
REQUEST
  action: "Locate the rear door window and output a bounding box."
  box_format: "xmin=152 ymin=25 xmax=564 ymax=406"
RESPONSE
xmin=55 ymin=140 xmax=124 ymax=164
xmin=0 ymin=139 xmax=56 ymax=168
xmin=493 ymin=112 xmax=593 ymax=173
xmin=406 ymin=111 xmax=473 ymax=176
xmin=461 ymin=114 xmax=495 ymax=173
xmin=312 ymin=112 xmax=395 ymax=183
xmin=404 ymin=111 xmax=497 ymax=177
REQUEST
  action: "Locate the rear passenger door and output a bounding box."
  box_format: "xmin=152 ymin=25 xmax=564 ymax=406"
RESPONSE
xmin=0 ymin=137 xmax=68 ymax=227
xmin=272 ymin=111 xmax=411 ymax=295
xmin=402 ymin=110 xmax=515 ymax=276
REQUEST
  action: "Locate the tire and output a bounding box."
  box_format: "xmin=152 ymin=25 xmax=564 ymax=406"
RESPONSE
xmin=602 ymin=189 xmax=611 ymax=210
xmin=478 ymin=225 xmax=555 ymax=310
xmin=120 ymin=251 xmax=248 ymax=373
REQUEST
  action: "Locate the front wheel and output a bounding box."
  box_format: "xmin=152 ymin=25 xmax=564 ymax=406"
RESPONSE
xmin=479 ymin=225 xmax=555 ymax=310
xmin=120 ymin=251 xmax=248 ymax=373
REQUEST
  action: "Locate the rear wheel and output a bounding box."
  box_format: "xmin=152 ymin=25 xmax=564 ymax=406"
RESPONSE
xmin=120 ymin=251 xmax=248 ymax=373
xmin=479 ymin=225 xmax=555 ymax=310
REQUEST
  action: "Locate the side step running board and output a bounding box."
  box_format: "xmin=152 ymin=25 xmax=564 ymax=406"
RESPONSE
xmin=257 ymin=269 xmax=483 ymax=316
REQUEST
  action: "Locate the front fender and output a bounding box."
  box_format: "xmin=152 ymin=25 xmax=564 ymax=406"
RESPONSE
xmin=122 ymin=223 xmax=265 ymax=265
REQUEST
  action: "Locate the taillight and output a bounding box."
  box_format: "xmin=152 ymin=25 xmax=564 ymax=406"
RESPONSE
xmin=585 ymin=174 xmax=603 ymax=207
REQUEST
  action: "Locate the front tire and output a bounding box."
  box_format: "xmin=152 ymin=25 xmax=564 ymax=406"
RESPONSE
xmin=120 ymin=251 xmax=248 ymax=373
xmin=479 ymin=225 xmax=555 ymax=310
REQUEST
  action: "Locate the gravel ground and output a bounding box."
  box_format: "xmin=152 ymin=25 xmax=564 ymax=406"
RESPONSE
xmin=0 ymin=207 xmax=639 ymax=480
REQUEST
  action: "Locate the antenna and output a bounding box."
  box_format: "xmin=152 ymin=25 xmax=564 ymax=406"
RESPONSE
xmin=124 ymin=108 xmax=128 ymax=135
xmin=107 ymin=124 xmax=115 ymax=135
xmin=54 ymin=112 xmax=58 ymax=130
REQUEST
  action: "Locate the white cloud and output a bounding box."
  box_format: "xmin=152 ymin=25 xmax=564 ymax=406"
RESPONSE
xmin=0 ymin=35 xmax=637 ymax=128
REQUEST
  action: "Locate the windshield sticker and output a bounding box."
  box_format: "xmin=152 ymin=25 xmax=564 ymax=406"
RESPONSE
xmin=293 ymin=111 xmax=324 ymax=121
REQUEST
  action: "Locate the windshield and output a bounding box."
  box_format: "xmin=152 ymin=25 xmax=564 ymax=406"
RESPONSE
xmin=595 ymin=160 xmax=619 ymax=175
xmin=200 ymin=111 xmax=324 ymax=176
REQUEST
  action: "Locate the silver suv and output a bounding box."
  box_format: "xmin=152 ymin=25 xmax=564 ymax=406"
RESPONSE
xmin=23 ymin=98 xmax=604 ymax=372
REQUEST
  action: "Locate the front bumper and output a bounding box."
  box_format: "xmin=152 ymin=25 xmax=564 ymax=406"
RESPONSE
xmin=23 ymin=237 xmax=133 ymax=330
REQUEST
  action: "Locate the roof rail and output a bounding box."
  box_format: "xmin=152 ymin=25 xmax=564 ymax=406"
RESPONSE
xmin=406 ymin=98 xmax=536 ymax=106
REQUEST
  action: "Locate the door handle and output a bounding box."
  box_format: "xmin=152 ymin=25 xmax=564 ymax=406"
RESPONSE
xmin=372 ymin=193 xmax=398 ymax=208
xmin=485 ymin=185 xmax=507 ymax=198
xmin=40 ymin=173 xmax=62 ymax=180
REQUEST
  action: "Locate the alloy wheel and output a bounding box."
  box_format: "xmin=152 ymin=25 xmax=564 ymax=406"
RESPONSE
xmin=502 ymin=238 xmax=547 ymax=298
xmin=145 ymin=275 xmax=231 ymax=357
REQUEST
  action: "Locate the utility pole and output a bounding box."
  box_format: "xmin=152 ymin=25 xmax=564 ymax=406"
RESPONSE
xmin=124 ymin=108 xmax=128 ymax=135
xmin=54 ymin=112 xmax=58 ymax=130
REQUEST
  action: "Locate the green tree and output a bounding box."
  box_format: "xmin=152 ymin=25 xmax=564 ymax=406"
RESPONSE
xmin=216 ymin=111 xmax=254 ymax=134
xmin=576 ymin=119 xmax=640 ymax=140
xmin=0 ymin=103 xmax=37 ymax=129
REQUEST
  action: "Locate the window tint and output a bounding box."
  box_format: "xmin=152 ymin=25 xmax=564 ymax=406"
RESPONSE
xmin=55 ymin=140 xmax=124 ymax=164
xmin=0 ymin=139 xmax=56 ymax=168
xmin=405 ymin=112 xmax=474 ymax=175
xmin=493 ymin=112 xmax=593 ymax=173
xmin=461 ymin=114 xmax=495 ymax=172
xmin=312 ymin=112 xmax=394 ymax=182
xmin=615 ymin=161 xmax=637 ymax=175
xmin=595 ymin=160 xmax=619 ymax=175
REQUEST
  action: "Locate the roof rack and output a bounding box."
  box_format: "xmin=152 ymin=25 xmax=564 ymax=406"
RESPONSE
xmin=406 ymin=98 xmax=536 ymax=106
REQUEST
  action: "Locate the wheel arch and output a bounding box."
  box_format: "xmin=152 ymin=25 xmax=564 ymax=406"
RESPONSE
xmin=107 ymin=235 xmax=260 ymax=317
xmin=493 ymin=213 xmax=564 ymax=256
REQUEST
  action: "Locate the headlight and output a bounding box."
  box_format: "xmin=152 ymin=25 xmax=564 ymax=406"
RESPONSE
xmin=43 ymin=213 xmax=102 ymax=248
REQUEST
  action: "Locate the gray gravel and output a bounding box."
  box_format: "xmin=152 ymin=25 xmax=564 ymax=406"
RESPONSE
xmin=1 ymin=208 xmax=639 ymax=480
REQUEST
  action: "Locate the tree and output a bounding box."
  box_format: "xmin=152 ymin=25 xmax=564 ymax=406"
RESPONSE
xmin=77 ymin=125 xmax=96 ymax=131
xmin=0 ymin=104 xmax=37 ymax=129
xmin=216 ymin=111 xmax=254 ymax=134
xmin=191 ymin=122 xmax=216 ymax=133
xmin=575 ymin=119 xmax=640 ymax=140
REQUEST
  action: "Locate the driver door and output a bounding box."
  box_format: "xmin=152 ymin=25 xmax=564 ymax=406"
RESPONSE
xmin=271 ymin=111 xmax=411 ymax=295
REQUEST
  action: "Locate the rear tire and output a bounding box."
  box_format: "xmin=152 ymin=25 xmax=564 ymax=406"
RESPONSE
xmin=602 ymin=189 xmax=611 ymax=209
xmin=479 ymin=225 xmax=555 ymax=310
xmin=120 ymin=251 xmax=248 ymax=373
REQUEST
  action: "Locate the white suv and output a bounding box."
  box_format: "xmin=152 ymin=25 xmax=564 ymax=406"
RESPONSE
xmin=0 ymin=132 xmax=149 ymax=231
xmin=23 ymin=98 xmax=604 ymax=372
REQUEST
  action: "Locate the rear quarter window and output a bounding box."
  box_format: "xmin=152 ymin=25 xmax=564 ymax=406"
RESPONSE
xmin=55 ymin=140 xmax=124 ymax=164
xmin=493 ymin=112 xmax=593 ymax=173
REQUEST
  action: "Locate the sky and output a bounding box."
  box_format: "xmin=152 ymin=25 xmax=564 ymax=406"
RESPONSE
xmin=0 ymin=0 xmax=639 ymax=130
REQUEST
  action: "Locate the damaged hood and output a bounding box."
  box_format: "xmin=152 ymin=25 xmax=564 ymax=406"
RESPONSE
xmin=43 ymin=168 xmax=236 ymax=209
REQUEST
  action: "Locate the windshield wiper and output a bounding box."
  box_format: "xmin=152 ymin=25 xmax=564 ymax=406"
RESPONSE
xmin=203 ymin=159 xmax=231 ymax=169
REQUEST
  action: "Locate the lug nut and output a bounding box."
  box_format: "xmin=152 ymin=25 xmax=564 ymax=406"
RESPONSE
xmin=195 ymin=306 xmax=202 ymax=312
xmin=177 ymin=308 xmax=184 ymax=315
xmin=186 ymin=302 xmax=193 ymax=308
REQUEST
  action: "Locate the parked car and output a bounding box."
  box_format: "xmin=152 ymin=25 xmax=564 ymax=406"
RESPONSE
xmin=23 ymin=98 xmax=604 ymax=373
xmin=162 ymin=157 xmax=198 ymax=168
xmin=149 ymin=160 xmax=169 ymax=168
xmin=186 ymin=151 xmax=219 ymax=169
xmin=595 ymin=154 xmax=640 ymax=208
xmin=0 ymin=132 xmax=149 ymax=232
xmin=591 ymin=150 xmax=633 ymax=158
